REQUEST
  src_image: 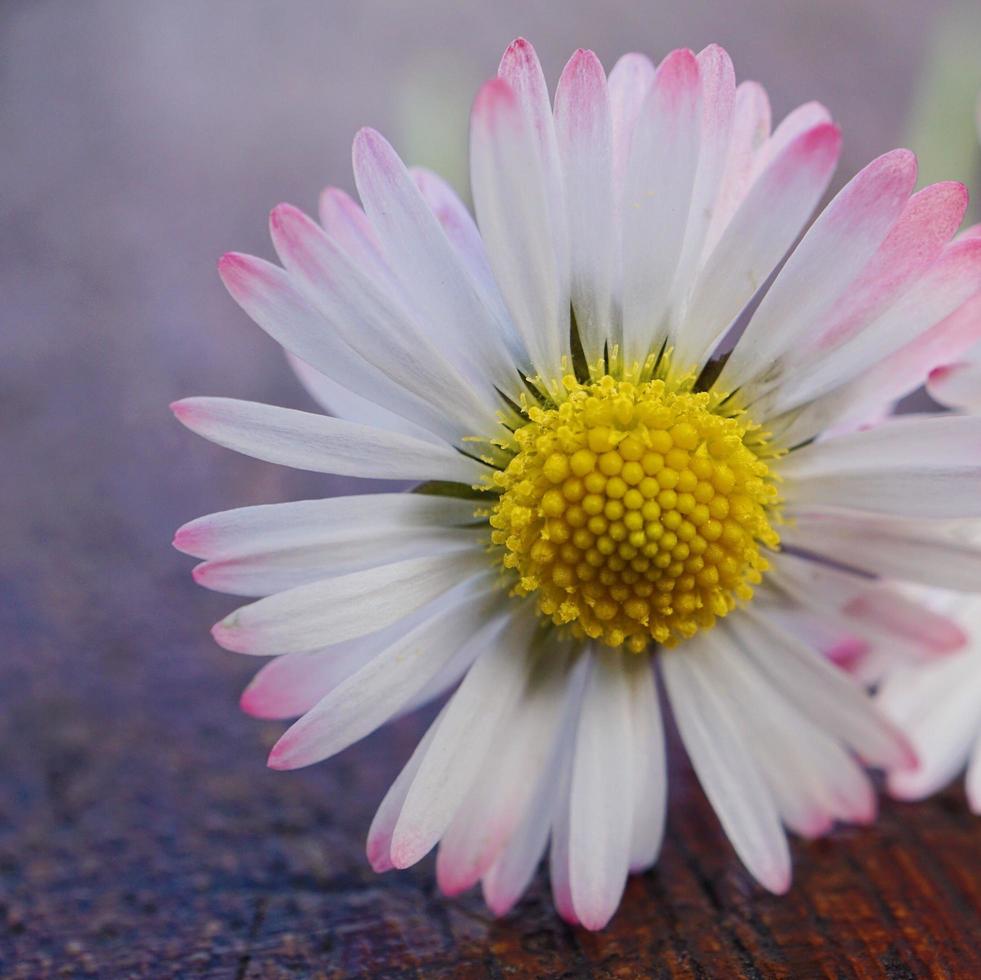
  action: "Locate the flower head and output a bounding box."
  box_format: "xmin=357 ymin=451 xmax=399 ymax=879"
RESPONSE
xmin=174 ymin=39 xmax=981 ymax=929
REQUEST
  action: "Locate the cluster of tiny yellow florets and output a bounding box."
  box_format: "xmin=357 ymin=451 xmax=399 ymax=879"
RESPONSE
xmin=486 ymin=373 xmax=780 ymax=653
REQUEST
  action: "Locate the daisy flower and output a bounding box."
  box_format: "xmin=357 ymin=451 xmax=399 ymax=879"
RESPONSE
xmin=173 ymin=39 xmax=981 ymax=929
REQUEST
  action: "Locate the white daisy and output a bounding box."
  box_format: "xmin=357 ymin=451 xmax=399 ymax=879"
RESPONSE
xmin=173 ymin=40 xmax=981 ymax=929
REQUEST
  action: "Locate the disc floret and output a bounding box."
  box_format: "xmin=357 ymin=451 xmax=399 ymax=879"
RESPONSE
xmin=487 ymin=373 xmax=780 ymax=653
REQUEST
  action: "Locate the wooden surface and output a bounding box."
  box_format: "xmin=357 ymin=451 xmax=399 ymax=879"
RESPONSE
xmin=2 ymin=1 xmax=980 ymax=976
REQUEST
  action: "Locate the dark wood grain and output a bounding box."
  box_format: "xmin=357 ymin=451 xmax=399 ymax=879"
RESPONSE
xmin=1 ymin=2 xmax=979 ymax=976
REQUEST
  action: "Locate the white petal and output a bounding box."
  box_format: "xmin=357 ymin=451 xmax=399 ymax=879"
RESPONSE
xmin=192 ymin=529 xmax=479 ymax=598
xmin=270 ymin=204 xmax=499 ymax=438
xmin=174 ymin=492 xmax=477 ymax=560
xmin=287 ymin=352 xmax=438 ymax=442
xmin=607 ymin=52 xmax=655 ymax=193
xmin=720 ymin=149 xmax=917 ymax=395
xmin=625 ymin=656 xmax=667 ymax=872
xmin=878 ymin=654 xmax=981 ymax=801
xmin=555 ymin=49 xmax=617 ymax=364
xmin=218 ymin=252 xmax=451 ymax=440
xmin=780 ymin=413 xmax=981 ymax=519
xmin=764 ymin=237 xmax=981 ymax=417
xmin=682 ymin=120 xmax=841 ymax=371
xmin=317 ymin=186 xmax=394 ymax=282
xmin=171 ymin=397 xmax=480 ymax=484
xmin=267 ymin=585 xmax=506 ymax=769
xmin=481 ymin=653 xmax=589 ymax=917
xmin=568 ymin=649 xmax=635 ymax=930
xmin=928 ymin=356 xmax=981 ymax=412
xmin=731 ymin=606 xmax=915 ymax=771
xmin=471 ymin=48 xmax=568 ymax=379
xmin=211 ymin=550 xmax=488 ymax=656
xmin=389 ymin=609 xmax=538 ymax=868
xmin=621 ymin=49 xmax=702 ymax=370
xmin=352 ymin=129 xmax=518 ymax=391
xmin=779 ymin=510 xmax=981 ymax=593
xmin=661 ymin=635 xmax=791 ymax=893
xmin=436 ymin=647 xmax=572 ymax=896
xmin=367 ymin=704 xmax=446 ymax=872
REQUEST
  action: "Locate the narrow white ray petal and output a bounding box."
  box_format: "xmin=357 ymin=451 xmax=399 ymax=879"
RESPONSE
xmin=353 ymin=129 xmax=518 ymax=391
xmin=174 ymin=492 xmax=477 ymax=560
xmin=555 ymin=48 xmax=617 ymax=364
xmin=367 ymin=704 xmax=446 ymax=872
xmin=171 ymin=398 xmax=480 ymax=484
xmin=211 ymin=550 xmax=488 ymax=656
xmin=751 ymin=101 xmax=832 ymax=178
xmin=682 ymin=121 xmax=841 ymax=372
xmin=481 ymin=653 xmax=589 ymax=917
xmin=720 ymin=149 xmax=917 ymax=394
xmin=928 ymin=356 xmax=981 ymax=412
xmin=568 ymin=648 xmax=635 ymax=930
xmin=779 ymin=414 xmax=981 ymax=518
xmin=218 ymin=252 xmax=453 ymax=440
xmin=661 ymin=635 xmax=791 ymax=893
xmin=240 ymin=605 xmax=443 ymax=721
xmin=471 ymin=69 xmax=567 ymax=377
xmin=287 ymin=352 xmax=438 ymax=442
xmin=549 ymin=713 xmax=580 ymax=926
xmin=409 ymin=166 xmax=522 ymax=358
xmin=625 ymin=656 xmax=667 ymax=872
xmin=267 ymin=585 xmax=506 ymax=769
xmin=666 ymin=44 xmax=735 ymax=348
xmin=878 ymin=655 xmax=981 ymax=801
xmin=731 ymin=606 xmax=915 ymax=771
xmin=766 ymin=552 xmax=966 ymax=663
xmin=714 ymin=634 xmax=876 ymax=835
xmin=704 ymin=80 xmax=771 ymax=252
xmin=270 ymin=204 xmax=499 ymax=437
xmin=389 ymin=609 xmax=538 ymax=868
xmin=779 ymin=510 xmax=981 ymax=592
xmin=607 ymin=52 xmax=655 ymax=194
xmin=436 ymin=648 xmax=571 ymax=896
xmin=621 ymin=49 xmax=702 ymax=370
xmin=193 ymin=527 xmax=481 ymax=597
xmin=317 ymin=186 xmax=394 ymax=282
xmin=763 ymin=237 xmax=981 ymax=417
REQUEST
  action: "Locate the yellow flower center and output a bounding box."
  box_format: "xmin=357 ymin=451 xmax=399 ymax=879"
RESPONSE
xmin=486 ymin=373 xmax=780 ymax=653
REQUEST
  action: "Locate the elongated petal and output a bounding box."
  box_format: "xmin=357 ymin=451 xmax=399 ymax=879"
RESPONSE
xmin=211 ymin=550 xmax=487 ymax=656
xmin=389 ymin=610 xmax=537 ymax=868
xmin=607 ymin=52 xmax=655 ymax=192
xmin=928 ymin=355 xmax=981 ymax=412
xmin=568 ymin=649 xmax=635 ymax=930
xmin=779 ymin=510 xmax=981 ymax=592
xmin=218 ymin=252 xmax=447 ymax=438
xmin=353 ymin=128 xmax=518 ymax=390
xmin=555 ymin=48 xmax=617 ymax=363
xmin=270 ymin=204 xmax=498 ymax=437
xmin=436 ymin=649 xmax=570 ymax=896
xmin=621 ymin=49 xmax=702 ymax=370
xmin=268 ymin=585 xmax=504 ymax=769
xmin=731 ymin=607 xmax=916 ymax=771
xmin=481 ymin=654 xmax=589 ymax=917
xmin=683 ymin=122 xmax=841 ymax=371
xmin=171 ymin=397 xmax=480 ymax=484
xmin=367 ymin=705 xmax=445 ymax=872
xmin=317 ymin=186 xmax=393 ymax=280
xmin=767 ymin=236 xmax=981 ymax=417
xmin=625 ymin=657 xmax=666 ymax=872
xmin=721 ymin=149 xmax=918 ymax=393
xmin=662 ymin=637 xmax=790 ymax=893
xmin=780 ymin=413 xmax=981 ymax=518
xmin=174 ymin=492 xmax=476 ymax=560
xmin=472 ymin=61 xmax=568 ymax=377
xmin=878 ymin=656 xmax=981 ymax=801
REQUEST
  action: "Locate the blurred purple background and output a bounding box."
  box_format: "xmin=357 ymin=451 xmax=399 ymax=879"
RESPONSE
xmin=2 ymin=1 xmax=980 ymax=975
